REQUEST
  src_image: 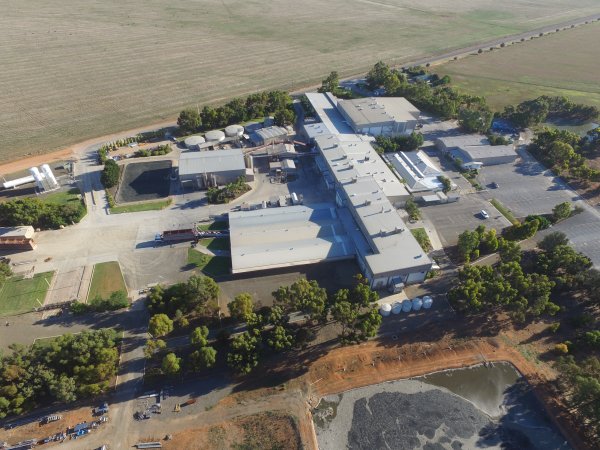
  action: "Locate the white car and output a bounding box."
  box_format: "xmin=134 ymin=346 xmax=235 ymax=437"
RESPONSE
xmin=480 ymin=210 xmax=490 ymax=219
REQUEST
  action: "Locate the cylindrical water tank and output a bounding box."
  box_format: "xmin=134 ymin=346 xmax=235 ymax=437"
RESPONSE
xmin=401 ymin=300 xmax=412 ymax=313
xmin=29 ymin=166 xmax=44 ymax=184
xmin=379 ymin=303 xmax=392 ymax=317
xmin=225 ymin=124 xmax=244 ymax=137
xmin=41 ymin=164 xmax=59 ymax=188
xmin=412 ymin=297 xmax=423 ymax=311
xmin=422 ymin=296 xmax=433 ymax=309
xmin=391 ymin=302 xmax=402 ymax=315
xmin=184 ymin=135 xmax=205 ymax=149
xmin=205 ymin=130 xmax=225 ymax=142
xmin=3 ymin=175 xmax=35 ymax=189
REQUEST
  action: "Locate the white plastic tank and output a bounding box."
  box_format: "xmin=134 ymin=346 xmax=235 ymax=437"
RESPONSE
xmin=412 ymin=297 xmax=423 ymax=311
xmin=401 ymin=300 xmax=412 ymax=313
xmin=205 ymin=130 xmax=225 ymax=142
xmin=391 ymin=302 xmax=402 ymax=315
xmin=41 ymin=164 xmax=59 ymax=189
xmin=3 ymin=175 xmax=35 ymax=189
xmin=29 ymin=166 xmax=45 ymax=190
xmin=379 ymin=303 xmax=392 ymax=317
xmin=422 ymin=296 xmax=433 ymax=309
xmin=225 ymin=124 xmax=244 ymax=137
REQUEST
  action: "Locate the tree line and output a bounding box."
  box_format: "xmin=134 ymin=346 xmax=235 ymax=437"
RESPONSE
xmin=177 ymin=90 xmax=295 ymax=135
xmin=501 ymin=96 xmax=599 ymax=129
xmin=0 ymin=329 xmax=120 ymax=418
xmin=143 ymin=275 xmax=382 ymax=377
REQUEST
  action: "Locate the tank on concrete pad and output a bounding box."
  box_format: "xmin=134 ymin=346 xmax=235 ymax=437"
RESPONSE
xmin=205 ymin=130 xmax=225 ymax=142
xmin=391 ymin=302 xmax=402 ymax=314
xmin=401 ymin=300 xmax=412 ymax=313
xmin=379 ymin=303 xmax=391 ymax=317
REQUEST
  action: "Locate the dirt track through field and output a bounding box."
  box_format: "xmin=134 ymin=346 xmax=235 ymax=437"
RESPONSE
xmin=2 ymin=0 xmax=600 ymax=162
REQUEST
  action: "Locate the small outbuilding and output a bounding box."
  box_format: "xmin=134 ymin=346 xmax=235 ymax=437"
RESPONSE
xmin=435 ymin=135 xmax=517 ymax=168
xmin=0 ymin=226 xmax=36 ymax=250
xmin=249 ymin=126 xmax=288 ymax=146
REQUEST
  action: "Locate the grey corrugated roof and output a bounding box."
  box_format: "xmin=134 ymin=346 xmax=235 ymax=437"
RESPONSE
xmin=458 ymin=144 xmax=516 ymax=160
xmin=178 ymin=149 xmax=245 ymax=176
xmin=229 ymin=204 xmax=355 ymax=273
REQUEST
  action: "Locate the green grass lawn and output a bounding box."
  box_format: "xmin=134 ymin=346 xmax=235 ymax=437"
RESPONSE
xmin=411 ymin=228 xmax=433 ymax=252
xmin=88 ymin=262 xmax=127 ymax=300
xmin=0 ymin=271 xmax=54 ymax=316
xmin=197 ymin=221 xmax=228 ymax=231
xmin=43 ymin=188 xmax=82 ymax=206
xmin=199 ymin=237 xmax=230 ymax=252
xmin=110 ymin=198 xmax=172 ymax=214
xmin=490 ymin=199 xmax=520 ymax=225
xmin=187 ymin=249 xmax=231 ymax=278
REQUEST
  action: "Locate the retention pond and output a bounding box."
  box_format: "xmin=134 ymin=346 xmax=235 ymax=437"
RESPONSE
xmin=313 ymin=362 xmax=570 ymax=450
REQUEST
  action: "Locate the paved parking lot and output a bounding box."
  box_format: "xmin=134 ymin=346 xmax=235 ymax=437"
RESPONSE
xmin=420 ymin=195 xmax=511 ymax=247
xmin=478 ymin=148 xmax=577 ymax=217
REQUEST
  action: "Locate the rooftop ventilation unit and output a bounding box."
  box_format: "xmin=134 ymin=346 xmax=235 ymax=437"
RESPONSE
xmin=364 ymin=199 xmax=372 ymax=206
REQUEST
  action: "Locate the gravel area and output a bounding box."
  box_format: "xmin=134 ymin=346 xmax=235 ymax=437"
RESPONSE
xmin=313 ymin=363 xmax=571 ymax=450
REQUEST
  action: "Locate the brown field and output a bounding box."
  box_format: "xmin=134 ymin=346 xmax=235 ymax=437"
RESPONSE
xmin=2 ymin=0 xmax=600 ymax=162
xmin=436 ymin=21 xmax=600 ymax=110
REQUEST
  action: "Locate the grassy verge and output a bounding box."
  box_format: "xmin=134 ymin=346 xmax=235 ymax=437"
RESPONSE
xmin=110 ymin=198 xmax=172 ymax=214
xmin=88 ymin=262 xmax=127 ymax=300
xmin=199 ymin=237 xmax=230 ymax=252
xmin=411 ymin=228 xmax=433 ymax=252
xmin=490 ymin=199 xmax=520 ymax=225
xmin=187 ymin=249 xmax=231 ymax=277
xmin=197 ymin=221 xmax=228 ymax=231
xmin=0 ymin=272 xmax=54 ymax=316
xmin=43 ymin=188 xmax=82 ymax=206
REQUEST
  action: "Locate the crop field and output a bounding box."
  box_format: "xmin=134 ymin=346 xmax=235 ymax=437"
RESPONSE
xmin=1 ymin=1 xmax=600 ymax=162
xmin=436 ymin=21 xmax=600 ymax=110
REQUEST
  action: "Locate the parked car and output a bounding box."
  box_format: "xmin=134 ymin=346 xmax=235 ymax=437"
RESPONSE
xmin=491 ymin=182 xmax=499 ymax=189
xmin=480 ymin=210 xmax=490 ymax=219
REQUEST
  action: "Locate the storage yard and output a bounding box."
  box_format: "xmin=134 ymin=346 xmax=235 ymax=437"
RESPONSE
xmin=2 ymin=1 xmax=599 ymax=161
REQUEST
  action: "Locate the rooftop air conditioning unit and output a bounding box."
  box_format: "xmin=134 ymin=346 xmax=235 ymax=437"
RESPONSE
xmin=364 ymin=199 xmax=372 ymax=206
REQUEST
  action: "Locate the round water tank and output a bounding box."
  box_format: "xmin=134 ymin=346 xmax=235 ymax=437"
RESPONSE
xmin=184 ymin=135 xmax=205 ymax=149
xmin=412 ymin=297 xmax=423 ymax=311
xmin=225 ymin=124 xmax=244 ymax=137
xmin=401 ymin=300 xmax=412 ymax=313
xmin=422 ymin=296 xmax=433 ymax=309
xmin=391 ymin=302 xmax=402 ymax=315
xmin=205 ymin=130 xmax=225 ymax=142
xmin=379 ymin=303 xmax=392 ymax=317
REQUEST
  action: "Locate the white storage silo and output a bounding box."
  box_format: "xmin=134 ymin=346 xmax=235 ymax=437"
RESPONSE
xmin=379 ymin=303 xmax=392 ymax=317
xmin=391 ymin=302 xmax=402 ymax=315
xmin=205 ymin=130 xmax=225 ymax=142
xmin=401 ymin=300 xmax=412 ymax=313
xmin=41 ymin=164 xmax=59 ymax=189
xmin=412 ymin=297 xmax=423 ymax=311
xmin=29 ymin=166 xmax=45 ymax=191
xmin=422 ymin=296 xmax=433 ymax=309
xmin=225 ymin=124 xmax=244 ymax=138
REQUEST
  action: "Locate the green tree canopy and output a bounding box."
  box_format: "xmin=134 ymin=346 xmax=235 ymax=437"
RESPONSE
xmin=161 ymin=353 xmax=181 ymax=376
xmin=177 ymin=108 xmax=202 ymax=135
xmin=101 ymin=159 xmax=120 ymax=188
xmin=228 ymin=293 xmax=254 ymax=322
xmin=273 ymin=278 xmax=328 ymax=322
xmin=227 ymin=331 xmax=260 ymax=375
xmin=190 ymin=325 xmax=209 ymax=347
xmin=148 ymin=313 xmax=173 ymax=338
xmin=190 ymin=346 xmax=217 ymax=371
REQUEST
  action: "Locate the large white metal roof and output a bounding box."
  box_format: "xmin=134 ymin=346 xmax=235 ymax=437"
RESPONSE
xmin=337 ymin=97 xmax=420 ymax=128
xmin=178 ymin=149 xmax=245 ymax=176
xmin=390 ymin=151 xmax=444 ymax=192
xmin=229 ymin=204 xmax=355 ymax=273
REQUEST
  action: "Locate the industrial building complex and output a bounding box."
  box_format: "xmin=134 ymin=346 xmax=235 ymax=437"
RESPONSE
xmin=228 ymin=92 xmax=432 ymax=289
xmin=178 ymin=149 xmax=250 ymax=189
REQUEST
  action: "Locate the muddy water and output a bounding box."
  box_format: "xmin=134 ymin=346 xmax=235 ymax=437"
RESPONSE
xmin=313 ymin=362 xmax=571 ymax=450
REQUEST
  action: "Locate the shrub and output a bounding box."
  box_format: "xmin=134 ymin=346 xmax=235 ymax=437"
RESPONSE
xmin=554 ymin=343 xmax=569 ymax=354
xmin=548 ymin=322 xmax=561 ymax=333
xmin=101 ymin=159 xmax=120 ymax=188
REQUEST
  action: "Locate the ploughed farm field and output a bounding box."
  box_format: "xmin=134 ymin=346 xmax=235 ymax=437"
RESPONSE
xmin=436 ymin=21 xmax=600 ymax=111
xmin=2 ymin=0 xmax=600 ymax=162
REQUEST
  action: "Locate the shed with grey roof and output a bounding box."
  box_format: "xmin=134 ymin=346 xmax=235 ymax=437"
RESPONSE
xmin=178 ymin=149 xmax=246 ymax=189
xmin=249 ymin=126 xmax=289 ymax=146
xmin=436 ymin=135 xmax=516 ymax=168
